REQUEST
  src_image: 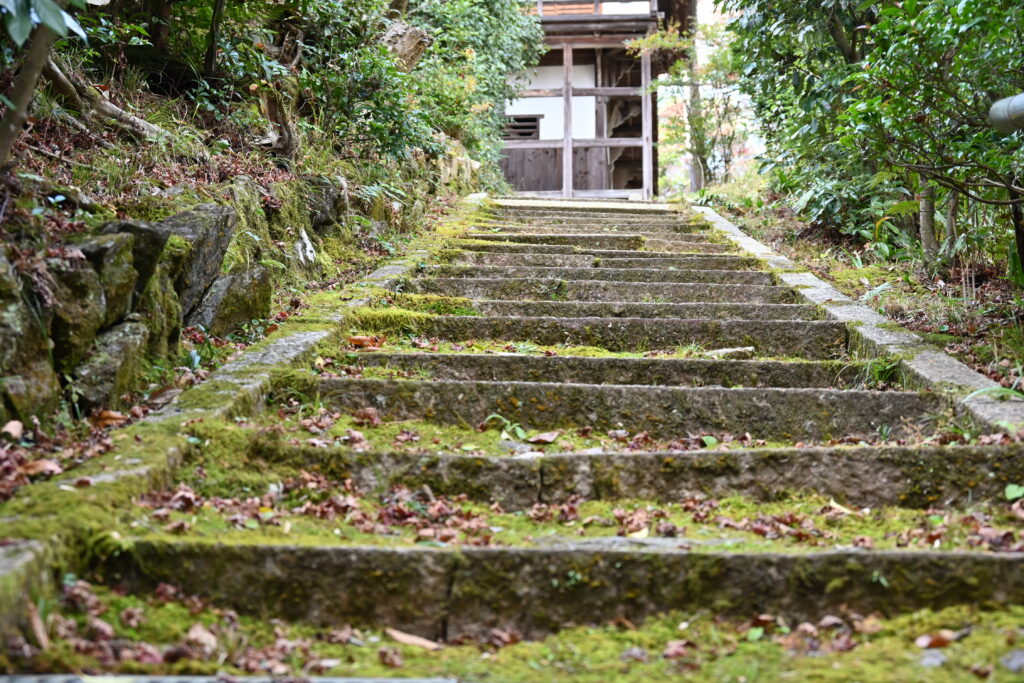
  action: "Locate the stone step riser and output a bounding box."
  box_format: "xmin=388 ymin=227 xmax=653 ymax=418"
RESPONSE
xmin=352 ymin=315 xmax=845 ymax=358
xmin=345 ymin=352 xmax=848 ymax=386
xmin=121 ymin=542 xmax=1024 ymax=641
xmin=313 ymin=378 xmax=937 ymax=441
xmin=409 ymin=277 xmax=796 ymax=304
xmin=454 ymin=252 xmax=758 ymax=270
xmin=485 ymin=211 xmax=692 ymax=219
xmin=470 ymin=300 xmax=819 ymax=321
xmin=465 ymin=234 xmax=644 ymax=249
xmin=448 ymin=242 xmax=728 ymax=259
xmin=473 ymin=225 xmax=711 ymax=236
xmin=249 ymin=442 xmax=1024 ymax=510
xmin=427 ymin=265 xmax=773 ymax=286
xmin=451 ymin=239 xmax=737 ymax=255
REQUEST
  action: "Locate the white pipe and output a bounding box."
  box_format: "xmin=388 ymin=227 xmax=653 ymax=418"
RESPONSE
xmin=989 ymin=93 xmax=1024 ymax=134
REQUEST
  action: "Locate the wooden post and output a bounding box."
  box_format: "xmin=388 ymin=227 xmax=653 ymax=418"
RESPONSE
xmin=562 ymin=44 xmax=574 ymax=199
xmin=595 ymin=48 xmax=608 ymax=190
xmin=537 ymin=0 xmax=543 ymax=16
xmin=640 ymin=50 xmax=653 ymax=201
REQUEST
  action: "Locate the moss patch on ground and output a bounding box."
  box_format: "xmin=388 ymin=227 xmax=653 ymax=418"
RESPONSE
xmin=10 ymin=582 xmax=1024 ymax=681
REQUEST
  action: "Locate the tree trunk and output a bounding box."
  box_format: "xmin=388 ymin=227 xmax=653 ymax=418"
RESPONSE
xmin=203 ymin=0 xmax=227 ymax=77
xmin=147 ymin=0 xmax=173 ymax=51
xmin=1011 ymin=186 xmax=1024 ymax=280
xmin=919 ymin=185 xmax=938 ymax=264
xmin=945 ymin=191 xmax=959 ymax=242
xmin=0 ymin=25 xmax=58 ymax=168
xmin=687 ymin=0 xmax=703 ymax=192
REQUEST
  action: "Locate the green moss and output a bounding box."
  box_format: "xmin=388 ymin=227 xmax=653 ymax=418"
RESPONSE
xmin=376 ymin=293 xmax=478 ymax=316
xmin=18 ymin=584 xmax=1024 ymax=681
xmin=344 ymin=306 xmax=436 ymax=335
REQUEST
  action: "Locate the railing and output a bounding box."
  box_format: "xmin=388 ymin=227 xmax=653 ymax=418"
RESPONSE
xmin=531 ymin=0 xmax=656 ymax=17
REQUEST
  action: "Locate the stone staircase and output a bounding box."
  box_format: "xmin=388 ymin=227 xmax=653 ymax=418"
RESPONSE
xmin=98 ymin=198 xmax=1024 ymax=646
xmin=8 ymin=198 xmax=1024 ymax=678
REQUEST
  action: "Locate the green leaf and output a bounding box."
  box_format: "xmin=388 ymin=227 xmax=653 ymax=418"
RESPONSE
xmin=61 ymin=10 xmax=86 ymax=41
xmin=700 ymin=435 xmax=719 ymax=448
xmin=4 ymin=0 xmax=33 ymax=46
xmin=747 ymin=627 xmax=765 ymax=642
xmin=1005 ymin=484 xmax=1024 ymax=502
xmin=31 ymin=0 xmax=67 ymax=35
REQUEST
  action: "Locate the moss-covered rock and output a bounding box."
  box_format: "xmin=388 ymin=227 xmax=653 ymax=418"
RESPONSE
xmin=187 ymin=264 xmax=273 ymax=336
xmin=78 ymin=232 xmax=138 ymax=328
xmin=100 ymin=219 xmax=171 ymax=295
xmin=49 ymin=258 xmax=106 ymax=374
xmin=161 ymin=204 xmax=238 ymax=317
xmin=73 ymin=321 xmax=150 ymax=412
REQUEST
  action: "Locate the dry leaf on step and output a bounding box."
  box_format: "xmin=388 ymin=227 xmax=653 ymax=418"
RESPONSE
xmin=385 ymin=627 xmax=442 ymax=651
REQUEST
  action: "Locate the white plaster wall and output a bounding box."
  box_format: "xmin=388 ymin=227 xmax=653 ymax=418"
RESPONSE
xmin=601 ymin=1 xmax=649 ymax=14
xmin=505 ymin=65 xmax=597 ymax=139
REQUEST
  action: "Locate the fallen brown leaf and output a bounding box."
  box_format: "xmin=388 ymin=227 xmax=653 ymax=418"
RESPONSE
xmin=19 ymin=459 xmax=63 ymax=477
xmin=526 ymin=430 xmax=561 ymax=444
xmin=26 ymin=600 xmax=49 ymax=650
xmin=2 ymin=420 xmax=24 ymax=441
xmin=378 ymin=646 xmax=403 ymax=668
xmin=89 ymin=410 xmax=128 ymax=430
xmin=385 ymin=627 xmax=442 ymax=651
xmin=915 ymin=629 xmax=955 ymax=649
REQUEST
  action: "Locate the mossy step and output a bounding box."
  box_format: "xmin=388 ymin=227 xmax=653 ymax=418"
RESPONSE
xmin=644 ymin=238 xmax=740 ymax=254
xmin=447 ymin=242 xmax=718 ymax=258
xmin=454 ymin=238 xmax=737 ymax=255
xmin=471 ymin=225 xmax=715 ymax=237
xmin=493 ymin=209 xmax=688 ymax=220
xmin=470 ymin=300 xmax=819 ymax=321
xmin=341 ymin=352 xmax=854 ymax=385
xmin=425 ymin=265 xmax=773 ymax=286
xmin=349 ymin=313 xmax=845 ymax=358
xmin=246 ymin=441 xmax=1024 ymax=509
xmin=467 ymin=234 xmax=645 ymax=249
xmin=454 ymin=252 xmax=758 ymax=270
xmin=310 ymin=378 xmax=938 ymax=441
xmin=409 ymin=277 xmax=796 ymax=304
xmin=117 ymin=540 xmax=1024 ymax=640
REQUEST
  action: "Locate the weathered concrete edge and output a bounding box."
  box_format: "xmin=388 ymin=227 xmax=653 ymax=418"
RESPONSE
xmin=693 ymin=205 xmax=1024 ymax=432
xmin=120 ymin=540 xmax=1024 ymax=639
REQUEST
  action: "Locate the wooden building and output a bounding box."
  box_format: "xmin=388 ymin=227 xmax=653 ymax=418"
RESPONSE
xmin=500 ymin=0 xmax=691 ymax=199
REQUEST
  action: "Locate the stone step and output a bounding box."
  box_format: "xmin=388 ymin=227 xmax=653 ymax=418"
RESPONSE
xmin=493 ymin=209 xmax=683 ymax=220
xmin=351 ymin=314 xmax=845 ymax=358
xmin=454 ymin=251 xmax=758 ymax=270
xmin=454 ymin=237 xmax=736 ymax=255
xmin=425 ymin=265 xmax=774 ymax=286
xmin=408 ymin=277 xmax=797 ymax=304
xmin=466 ymin=233 xmax=644 ymax=249
xmin=471 ymin=224 xmax=712 ymax=236
xmin=470 ymin=300 xmax=819 ymax=321
xmin=344 ymin=352 xmax=850 ymax=386
xmin=447 ymin=241 xmax=718 ymax=258
xmin=312 ymin=378 xmax=937 ymax=441
xmin=247 ymin=440 xmax=1023 ymax=510
xmin=120 ymin=540 xmax=1024 ymax=640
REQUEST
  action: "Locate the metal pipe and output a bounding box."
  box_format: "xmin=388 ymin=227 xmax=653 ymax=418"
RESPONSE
xmin=989 ymin=93 xmax=1024 ymax=133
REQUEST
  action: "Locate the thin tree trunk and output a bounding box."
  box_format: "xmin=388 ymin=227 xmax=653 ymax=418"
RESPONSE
xmin=687 ymin=0 xmax=702 ymax=192
xmin=0 ymin=25 xmax=58 ymax=167
xmin=203 ymin=0 xmax=228 ymax=77
xmin=919 ymin=185 xmax=938 ymax=264
xmin=148 ymin=0 xmax=173 ymax=51
xmin=1011 ymin=187 xmax=1024 ymax=279
xmin=945 ymin=192 xmax=959 ymax=242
